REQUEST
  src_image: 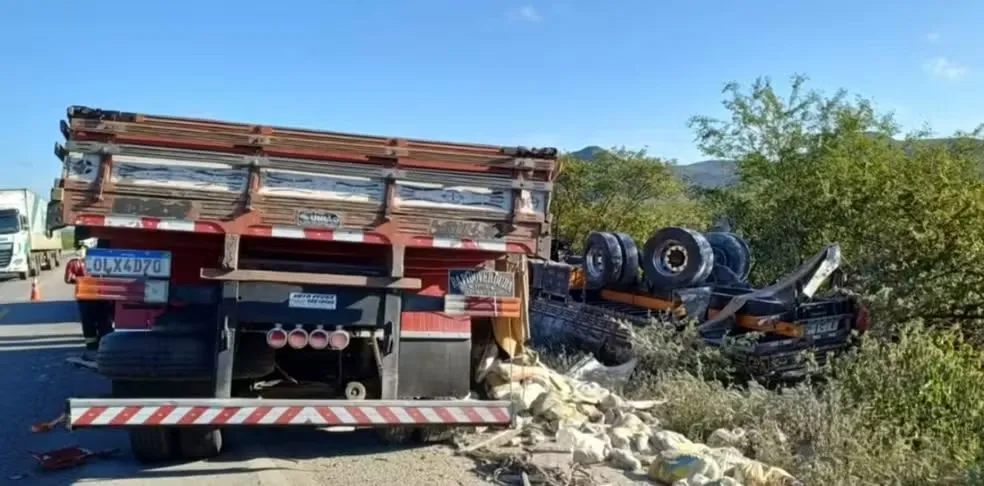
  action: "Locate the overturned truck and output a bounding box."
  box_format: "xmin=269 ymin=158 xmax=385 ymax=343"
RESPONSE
xmin=528 ymin=228 xmax=869 ymax=380
xmin=49 ymin=106 xmax=556 ymax=461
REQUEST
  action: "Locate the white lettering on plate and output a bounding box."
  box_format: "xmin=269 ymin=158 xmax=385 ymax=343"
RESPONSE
xmin=288 ymin=292 xmax=337 ymax=310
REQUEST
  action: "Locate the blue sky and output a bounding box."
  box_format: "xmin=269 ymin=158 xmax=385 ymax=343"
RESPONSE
xmin=1 ymin=0 xmax=982 ymax=197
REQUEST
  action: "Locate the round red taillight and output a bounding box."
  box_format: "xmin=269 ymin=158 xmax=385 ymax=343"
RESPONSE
xmin=328 ymin=330 xmax=350 ymax=350
xmin=855 ymin=306 xmax=871 ymax=332
xmin=266 ymin=328 xmax=288 ymax=349
xmin=287 ymin=327 xmax=309 ymax=349
xmin=308 ymin=328 xmax=330 ymax=350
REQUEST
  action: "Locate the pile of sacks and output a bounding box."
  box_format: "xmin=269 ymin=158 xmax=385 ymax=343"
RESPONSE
xmin=479 ymin=353 xmax=801 ymax=486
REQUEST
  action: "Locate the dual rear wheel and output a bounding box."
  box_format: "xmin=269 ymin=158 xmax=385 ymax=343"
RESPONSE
xmin=99 ymin=331 xmax=276 ymax=462
xmin=582 ymin=227 xmax=753 ymax=291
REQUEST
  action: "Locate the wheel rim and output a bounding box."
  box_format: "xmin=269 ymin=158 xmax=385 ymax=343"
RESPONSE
xmin=653 ymin=241 xmax=688 ymax=276
xmin=585 ymin=246 xmax=606 ymax=280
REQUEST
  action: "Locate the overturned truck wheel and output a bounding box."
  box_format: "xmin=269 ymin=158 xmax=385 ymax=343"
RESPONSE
xmin=613 ymin=232 xmax=640 ymax=286
xmin=706 ymin=232 xmax=752 ymax=285
xmin=583 ymin=232 xmax=624 ymax=288
xmin=642 ymin=227 xmax=714 ymax=290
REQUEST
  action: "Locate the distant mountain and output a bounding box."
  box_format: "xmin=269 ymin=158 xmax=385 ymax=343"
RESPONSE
xmin=569 ymin=146 xmax=737 ymax=188
xmin=569 ymin=136 xmax=983 ymax=189
xmin=569 ymin=146 xmax=609 ymax=161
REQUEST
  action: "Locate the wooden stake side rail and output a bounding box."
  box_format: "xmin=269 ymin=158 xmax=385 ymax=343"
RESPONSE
xmin=64 ymin=105 xmax=559 ymax=175
xmin=52 ymin=106 xmax=558 ymax=257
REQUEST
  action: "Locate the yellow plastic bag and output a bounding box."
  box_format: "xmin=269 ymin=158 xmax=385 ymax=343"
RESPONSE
xmin=733 ymin=460 xmax=801 ymax=486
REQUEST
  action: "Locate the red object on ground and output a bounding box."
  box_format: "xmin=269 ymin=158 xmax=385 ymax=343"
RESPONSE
xmin=29 ymin=446 xmax=118 ymax=471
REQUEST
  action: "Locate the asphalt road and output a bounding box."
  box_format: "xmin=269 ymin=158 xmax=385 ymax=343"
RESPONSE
xmin=0 ymin=267 xmax=489 ymax=485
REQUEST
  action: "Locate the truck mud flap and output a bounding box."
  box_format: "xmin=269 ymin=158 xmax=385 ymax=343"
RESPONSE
xmin=67 ymin=398 xmax=513 ymax=429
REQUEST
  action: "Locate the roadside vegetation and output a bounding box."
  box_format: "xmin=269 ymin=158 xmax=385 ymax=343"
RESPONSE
xmin=548 ymin=74 xmax=984 ymax=485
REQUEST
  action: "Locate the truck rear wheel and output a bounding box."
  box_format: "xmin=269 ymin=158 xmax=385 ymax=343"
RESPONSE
xmin=177 ymin=428 xmax=223 ymax=460
xmin=112 ymin=381 xmax=178 ymax=462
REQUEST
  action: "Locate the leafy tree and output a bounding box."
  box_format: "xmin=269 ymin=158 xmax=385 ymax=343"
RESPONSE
xmin=689 ymin=75 xmax=984 ymax=328
xmin=551 ymin=147 xmax=710 ymax=251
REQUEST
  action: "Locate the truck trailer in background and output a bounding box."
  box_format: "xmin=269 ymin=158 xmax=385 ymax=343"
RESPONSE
xmin=0 ymin=188 xmax=62 ymax=279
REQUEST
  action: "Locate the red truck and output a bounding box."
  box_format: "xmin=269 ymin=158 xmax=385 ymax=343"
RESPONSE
xmin=49 ymin=106 xmax=557 ymax=461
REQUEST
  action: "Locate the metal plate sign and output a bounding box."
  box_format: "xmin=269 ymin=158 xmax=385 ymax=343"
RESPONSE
xmin=448 ymin=269 xmax=515 ymax=297
xmin=429 ymin=220 xmax=500 ymax=240
xmin=112 ymin=198 xmax=193 ymax=219
xmin=296 ymin=210 xmax=341 ymax=228
xmin=288 ymin=292 xmax=337 ymax=310
xmin=85 ymin=248 xmax=172 ymax=278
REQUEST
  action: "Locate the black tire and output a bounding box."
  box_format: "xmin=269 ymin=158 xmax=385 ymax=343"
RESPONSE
xmin=112 ymin=381 xmax=178 ymax=462
xmin=641 ymin=227 xmax=714 ymax=291
xmin=377 ymin=426 xmax=416 ymax=444
xmin=612 ymin=232 xmax=640 ymax=286
xmin=416 ymin=427 xmax=456 ymax=443
xmin=582 ymin=232 xmax=623 ymax=289
xmin=706 ymin=232 xmax=751 ymax=283
xmin=98 ymin=331 xmax=276 ymax=381
xmin=178 ymin=428 xmax=223 ymax=460
xmin=17 ymin=272 xmax=27 ymax=281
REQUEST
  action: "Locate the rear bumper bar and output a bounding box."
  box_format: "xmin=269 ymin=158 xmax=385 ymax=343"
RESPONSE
xmin=67 ymin=398 xmax=513 ymax=429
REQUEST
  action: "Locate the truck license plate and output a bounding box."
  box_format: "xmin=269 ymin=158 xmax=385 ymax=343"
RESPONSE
xmin=85 ymin=249 xmax=172 ymax=279
xmin=806 ymin=317 xmax=841 ymax=336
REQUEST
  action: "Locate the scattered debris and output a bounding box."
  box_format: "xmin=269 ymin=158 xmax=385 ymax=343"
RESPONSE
xmin=469 ymin=448 xmax=592 ymax=486
xmin=65 ymin=356 xmax=97 ymax=370
xmin=459 ymin=352 xmax=802 ymax=485
xmin=29 ymin=446 xmax=119 ymax=471
xmin=31 ymin=413 xmax=66 ymax=433
xmin=565 ymin=356 xmax=637 ymax=390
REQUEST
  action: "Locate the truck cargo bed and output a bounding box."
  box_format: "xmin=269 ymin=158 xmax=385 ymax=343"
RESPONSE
xmin=52 ymin=106 xmax=558 ymax=256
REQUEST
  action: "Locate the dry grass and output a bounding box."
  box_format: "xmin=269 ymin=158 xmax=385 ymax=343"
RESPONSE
xmin=537 ymin=321 xmax=984 ymax=486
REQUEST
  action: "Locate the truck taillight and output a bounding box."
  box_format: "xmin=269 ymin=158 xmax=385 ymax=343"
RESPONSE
xmin=854 ymin=306 xmax=871 ymax=332
xmin=75 ymin=277 xmax=168 ymax=304
xmin=328 ymin=329 xmax=350 ymax=350
xmin=308 ymin=327 xmax=330 ymax=350
xmin=287 ymin=326 xmax=309 ymax=349
xmin=266 ymin=326 xmax=288 ymax=349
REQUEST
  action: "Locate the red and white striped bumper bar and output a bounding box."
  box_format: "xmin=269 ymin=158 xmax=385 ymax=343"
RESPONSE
xmin=67 ymin=398 xmax=513 ymax=429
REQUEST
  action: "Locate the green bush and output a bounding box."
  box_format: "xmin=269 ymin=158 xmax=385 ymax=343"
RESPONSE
xmin=605 ymin=322 xmax=984 ymax=485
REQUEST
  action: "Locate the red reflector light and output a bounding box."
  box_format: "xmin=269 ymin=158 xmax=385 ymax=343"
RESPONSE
xmin=855 ymin=306 xmax=871 ymax=332
xmin=308 ymin=328 xmax=330 ymax=350
xmin=287 ymin=327 xmax=309 ymax=349
xmin=266 ymin=327 xmax=288 ymax=349
xmin=328 ymin=330 xmax=350 ymax=350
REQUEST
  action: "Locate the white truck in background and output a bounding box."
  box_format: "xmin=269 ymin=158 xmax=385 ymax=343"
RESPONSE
xmin=0 ymin=189 xmax=63 ymax=280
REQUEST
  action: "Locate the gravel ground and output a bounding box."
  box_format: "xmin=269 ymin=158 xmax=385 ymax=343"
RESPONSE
xmin=0 ymin=267 xmax=490 ymax=486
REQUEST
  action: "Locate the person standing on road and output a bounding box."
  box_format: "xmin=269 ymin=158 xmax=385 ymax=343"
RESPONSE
xmin=64 ymin=243 xmax=112 ymax=361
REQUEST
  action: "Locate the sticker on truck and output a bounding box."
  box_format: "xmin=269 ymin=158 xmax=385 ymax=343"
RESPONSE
xmin=288 ymin=292 xmax=337 ymax=310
